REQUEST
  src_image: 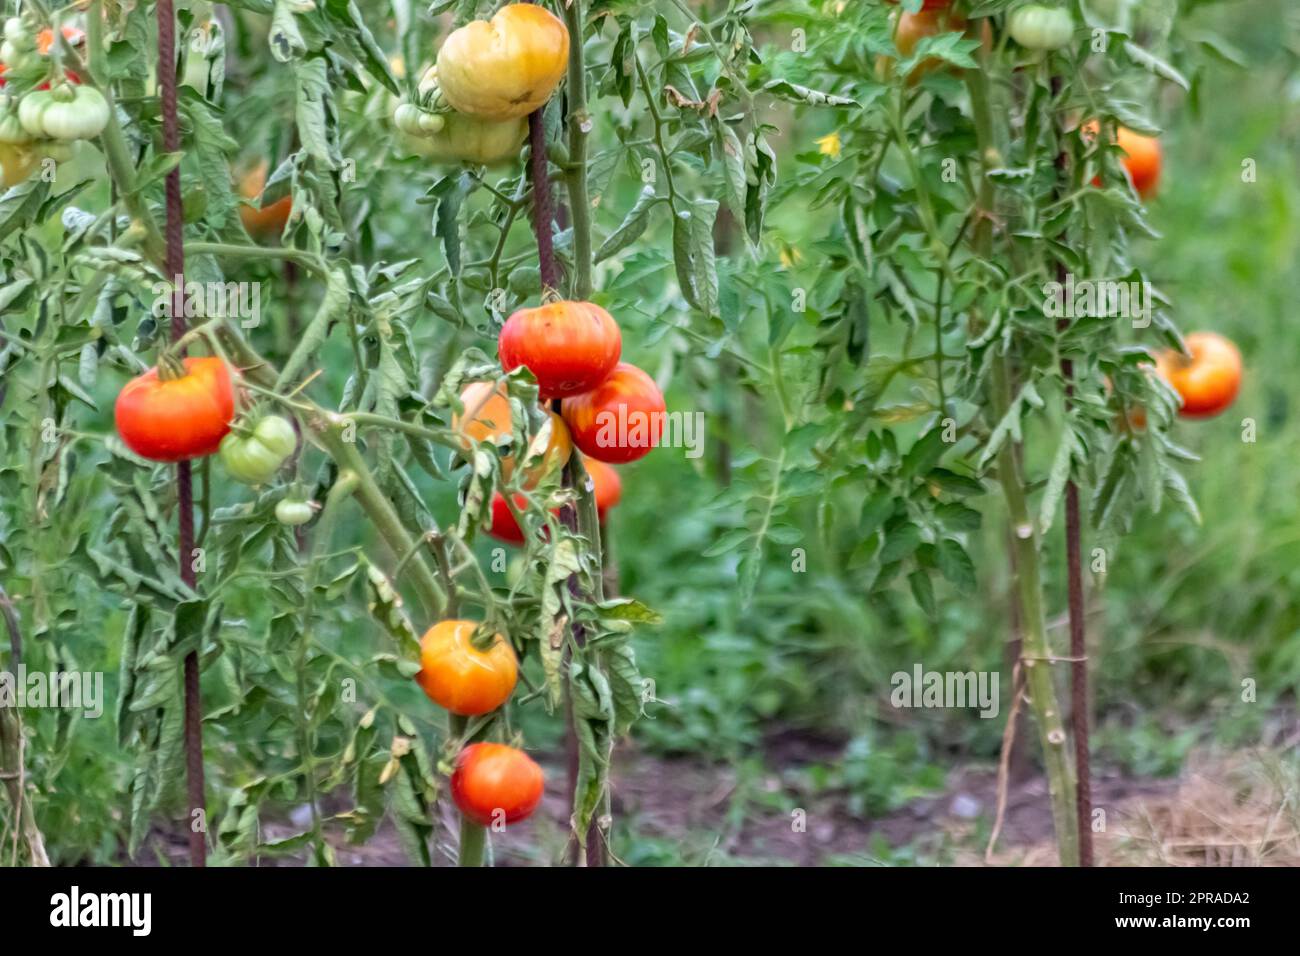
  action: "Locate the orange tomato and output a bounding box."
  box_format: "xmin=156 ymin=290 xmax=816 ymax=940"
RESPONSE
xmin=561 ymin=362 xmax=665 ymax=464
xmin=415 ymin=620 xmax=517 ymax=716
xmin=237 ymin=160 xmax=292 ymax=240
xmin=878 ymin=8 xmax=985 ymax=83
xmin=434 ymin=3 xmax=569 ymax=121
xmin=1085 ymin=122 xmax=1162 ymax=200
xmin=498 ymin=300 xmax=622 ymax=400
xmin=1114 ymin=126 xmax=1161 ymax=200
xmin=114 ymin=356 xmax=236 ymax=462
xmin=451 ymin=742 xmax=544 ymax=826
xmin=451 ymin=381 xmax=572 ymax=487
xmin=36 ymin=25 xmax=85 ymax=55
xmin=583 ymin=458 xmax=622 ymax=518
xmin=1154 ymin=331 xmax=1241 ymax=419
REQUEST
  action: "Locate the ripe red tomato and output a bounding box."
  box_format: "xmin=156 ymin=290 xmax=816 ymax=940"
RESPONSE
xmin=114 ymin=356 xmax=236 ymax=462
xmin=498 ymin=300 xmax=621 ymax=400
xmin=487 ymin=492 xmax=529 ymax=545
xmin=416 ymin=620 xmax=517 ymax=716
xmin=451 ymin=742 xmax=544 ymax=827
xmin=1155 ymin=331 xmax=1242 ymax=419
xmin=486 ymin=458 xmax=621 ymax=545
xmin=561 ymin=362 xmax=665 ymax=464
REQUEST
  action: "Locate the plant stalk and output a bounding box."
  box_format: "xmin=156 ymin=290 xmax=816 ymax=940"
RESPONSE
xmin=967 ymin=59 xmax=1080 ymax=866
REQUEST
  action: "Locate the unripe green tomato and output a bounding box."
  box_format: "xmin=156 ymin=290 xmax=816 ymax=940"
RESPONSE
xmin=38 ymin=85 xmax=110 ymax=141
xmin=17 ymin=89 xmax=51 ymax=137
xmin=3 ymin=17 xmax=31 ymax=46
xmin=1008 ymin=5 xmax=1075 ymax=51
xmin=37 ymin=139 xmax=74 ymax=164
xmin=0 ymin=109 xmax=32 ymax=145
xmin=392 ymin=102 xmax=426 ymax=136
xmin=275 ymin=498 xmax=314 ymax=526
xmin=0 ymin=39 xmax=35 ymax=68
xmin=415 ymin=111 xmax=527 ymax=166
xmin=505 ymin=556 xmax=525 ymax=588
xmin=219 ymin=415 xmax=297 ymax=484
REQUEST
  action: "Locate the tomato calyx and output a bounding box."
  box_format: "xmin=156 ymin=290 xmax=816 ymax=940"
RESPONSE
xmin=155 ymin=351 xmax=190 ymax=382
xmin=468 ymin=621 xmax=502 ymax=654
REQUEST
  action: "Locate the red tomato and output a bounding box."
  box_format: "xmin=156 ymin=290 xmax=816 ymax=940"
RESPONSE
xmin=486 ymin=458 xmax=621 ymax=545
xmin=487 ymin=491 xmax=529 ymax=545
xmin=451 ymin=742 xmax=544 ymax=827
xmin=35 ymin=69 xmax=81 ymax=90
xmin=561 ymin=362 xmax=665 ymax=464
xmin=1114 ymin=126 xmax=1161 ymax=200
xmin=498 ymin=300 xmax=621 ymax=400
xmin=114 ymin=356 xmax=236 ymax=462
xmin=1154 ymin=331 xmax=1242 ymax=419
xmin=415 ymin=620 xmax=517 ymax=716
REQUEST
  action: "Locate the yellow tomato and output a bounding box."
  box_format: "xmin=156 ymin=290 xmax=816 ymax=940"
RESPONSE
xmin=435 ymin=3 xmax=569 ymax=121
xmin=0 ymin=142 xmax=39 ymax=187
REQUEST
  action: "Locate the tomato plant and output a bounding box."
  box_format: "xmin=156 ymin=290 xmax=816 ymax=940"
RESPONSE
xmin=0 ymin=0 xmax=1266 ymax=878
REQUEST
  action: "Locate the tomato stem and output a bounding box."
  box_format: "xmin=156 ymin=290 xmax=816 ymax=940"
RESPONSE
xmin=562 ymin=0 xmax=592 ymax=301
xmin=966 ymin=62 xmax=1081 ymax=866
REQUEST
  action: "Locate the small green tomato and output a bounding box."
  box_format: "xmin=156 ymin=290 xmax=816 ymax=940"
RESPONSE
xmin=1007 ymin=5 xmax=1076 ymax=51
xmin=219 ymin=415 xmax=298 ymax=485
xmin=275 ymin=498 xmax=315 ymax=526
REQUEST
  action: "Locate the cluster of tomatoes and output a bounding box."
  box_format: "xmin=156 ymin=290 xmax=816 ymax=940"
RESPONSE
xmin=464 ymin=298 xmax=665 ymax=545
xmin=389 ymin=4 xmax=567 ymax=166
xmin=0 ymin=17 xmax=106 ymax=187
xmin=113 ymin=356 xmax=315 ymax=524
xmin=880 ymin=1 xmax=1240 ymax=420
xmin=882 ymin=1 xmax=1162 ymax=200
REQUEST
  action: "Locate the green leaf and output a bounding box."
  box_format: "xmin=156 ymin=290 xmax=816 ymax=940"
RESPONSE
xmin=595 ymin=185 xmax=660 ymax=263
xmin=936 ymin=538 xmax=977 ymax=592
